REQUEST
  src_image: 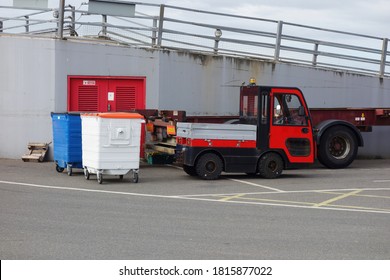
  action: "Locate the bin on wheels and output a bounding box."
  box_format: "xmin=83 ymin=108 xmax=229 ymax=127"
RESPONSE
xmin=51 ymin=112 xmax=83 ymax=176
xmin=81 ymin=112 xmax=145 ymax=184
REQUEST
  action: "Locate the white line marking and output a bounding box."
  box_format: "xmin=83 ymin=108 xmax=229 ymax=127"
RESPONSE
xmin=0 ymin=180 xmax=174 ymax=199
xmin=179 ymin=187 xmax=390 ymax=197
xmin=373 ymin=180 xmax=390 ymax=183
xmin=166 ymin=164 xmax=284 ymax=192
xmin=225 ymin=178 xmax=285 ymax=192
xmin=1 ymin=180 xmax=389 ymax=215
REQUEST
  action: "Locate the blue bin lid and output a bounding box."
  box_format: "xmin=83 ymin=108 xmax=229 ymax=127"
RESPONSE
xmin=51 ymin=112 xmax=81 ymax=116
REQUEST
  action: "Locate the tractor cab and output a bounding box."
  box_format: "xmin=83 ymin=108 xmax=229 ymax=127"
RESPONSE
xmin=239 ymin=80 xmax=315 ymax=165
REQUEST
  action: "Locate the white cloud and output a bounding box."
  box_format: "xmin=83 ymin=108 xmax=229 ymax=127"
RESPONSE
xmin=141 ymin=0 xmax=389 ymax=38
xmin=3 ymin=0 xmax=389 ymax=38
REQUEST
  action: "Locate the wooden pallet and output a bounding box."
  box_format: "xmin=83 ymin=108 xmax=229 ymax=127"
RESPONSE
xmin=21 ymin=142 xmax=49 ymax=162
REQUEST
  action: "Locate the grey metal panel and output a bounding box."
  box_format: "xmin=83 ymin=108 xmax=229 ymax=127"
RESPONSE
xmin=177 ymin=122 xmax=256 ymax=140
xmin=13 ymin=0 xmax=48 ymax=8
xmin=88 ymin=0 xmax=135 ymax=17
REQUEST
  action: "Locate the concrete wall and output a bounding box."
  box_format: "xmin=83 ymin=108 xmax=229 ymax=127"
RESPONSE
xmin=0 ymin=36 xmax=161 ymax=159
xmin=158 ymin=51 xmax=390 ymax=113
xmin=0 ymin=36 xmax=56 ymax=159
xmin=1 ymin=35 xmax=390 ymax=159
xmin=53 ymin=39 xmax=161 ymax=112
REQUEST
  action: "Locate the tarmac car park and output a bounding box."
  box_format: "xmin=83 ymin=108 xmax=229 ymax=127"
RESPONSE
xmin=0 ymin=158 xmax=389 ymax=259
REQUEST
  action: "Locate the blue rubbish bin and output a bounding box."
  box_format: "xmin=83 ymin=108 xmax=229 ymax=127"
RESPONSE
xmin=51 ymin=112 xmax=83 ymax=176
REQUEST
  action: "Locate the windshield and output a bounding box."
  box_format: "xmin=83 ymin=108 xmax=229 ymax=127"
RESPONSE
xmin=273 ymin=94 xmax=307 ymax=126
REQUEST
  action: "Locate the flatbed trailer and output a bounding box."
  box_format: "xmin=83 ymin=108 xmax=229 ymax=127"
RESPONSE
xmin=187 ymin=108 xmax=390 ymax=130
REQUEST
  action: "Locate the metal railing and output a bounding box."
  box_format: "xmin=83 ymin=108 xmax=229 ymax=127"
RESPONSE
xmin=1 ymin=1 xmax=389 ymax=77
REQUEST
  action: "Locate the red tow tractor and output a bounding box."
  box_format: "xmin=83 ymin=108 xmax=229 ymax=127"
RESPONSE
xmin=176 ymin=79 xmax=390 ymax=179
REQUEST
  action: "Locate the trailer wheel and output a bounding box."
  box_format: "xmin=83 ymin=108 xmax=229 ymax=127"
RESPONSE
xmin=183 ymin=165 xmax=198 ymax=176
xmin=195 ymin=153 xmax=223 ymax=180
xmin=318 ymin=125 xmax=358 ymax=169
xmin=258 ymin=153 xmax=283 ymax=179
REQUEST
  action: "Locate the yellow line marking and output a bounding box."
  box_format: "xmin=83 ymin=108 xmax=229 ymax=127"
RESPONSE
xmin=2 ymin=180 xmax=389 ymax=215
xmin=217 ymin=189 xmax=390 ymax=212
xmin=231 ymin=196 xmax=315 ymax=206
xmin=313 ymin=189 xmax=363 ymax=207
xmin=328 ymin=203 xmax=390 ymax=212
xmin=219 ymin=193 xmax=246 ymax=201
xmin=319 ymin=191 xmax=390 ymax=200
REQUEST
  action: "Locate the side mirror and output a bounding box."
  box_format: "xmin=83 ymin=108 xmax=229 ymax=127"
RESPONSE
xmin=298 ymin=105 xmax=306 ymax=116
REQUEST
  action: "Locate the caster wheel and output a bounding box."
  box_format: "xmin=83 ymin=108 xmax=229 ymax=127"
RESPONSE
xmin=97 ymin=173 xmax=103 ymax=184
xmin=67 ymin=165 xmax=73 ymax=176
xmin=84 ymin=168 xmax=90 ymax=180
xmin=56 ymin=165 xmax=64 ymax=173
xmin=132 ymin=172 xmax=139 ymax=183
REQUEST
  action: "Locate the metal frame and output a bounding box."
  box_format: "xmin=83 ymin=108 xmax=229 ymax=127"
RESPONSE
xmin=0 ymin=1 xmax=388 ymax=77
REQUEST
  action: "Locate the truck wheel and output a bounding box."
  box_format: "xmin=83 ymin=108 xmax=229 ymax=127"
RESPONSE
xmin=258 ymin=153 xmax=283 ymax=179
xmin=183 ymin=165 xmax=198 ymax=176
xmin=318 ymin=125 xmax=358 ymax=169
xmin=195 ymin=153 xmax=223 ymax=180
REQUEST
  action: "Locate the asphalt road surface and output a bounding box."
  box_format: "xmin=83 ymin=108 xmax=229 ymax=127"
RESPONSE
xmin=0 ymin=158 xmax=389 ymax=259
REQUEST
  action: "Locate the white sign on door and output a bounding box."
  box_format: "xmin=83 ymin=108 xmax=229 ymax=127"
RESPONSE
xmin=108 ymin=92 xmax=115 ymax=101
xmin=83 ymin=80 xmax=96 ymax=86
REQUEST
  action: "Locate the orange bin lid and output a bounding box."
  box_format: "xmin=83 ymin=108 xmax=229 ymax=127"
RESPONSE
xmin=81 ymin=112 xmax=144 ymax=119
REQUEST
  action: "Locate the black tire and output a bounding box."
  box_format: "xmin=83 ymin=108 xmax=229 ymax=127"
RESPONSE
xmin=119 ymin=175 xmax=124 ymax=180
xmin=195 ymin=153 xmax=223 ymax=180
xmin=67 ymin=165 xmax=72 ymax=176
xmin=258 ymin=153 xmax=283 ymax=179
xmin=84 ymin=168 xmax=90 ymax=180
xmin=97 ymin=173 xmax=103 ymax=184
xmin=56 ymin=164 xmax=64 ymax=173
xmin=132 ymin=172 xmax=139 ymax=183
xmin=318 ymin=125 xmax=358 ymax=169
xmin=183 ymin=165 xmax=198 ymax=176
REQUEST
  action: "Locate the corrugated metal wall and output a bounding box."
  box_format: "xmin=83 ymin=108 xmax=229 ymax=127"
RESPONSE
xmin=1 ymin=35 xmax=389 ymax=159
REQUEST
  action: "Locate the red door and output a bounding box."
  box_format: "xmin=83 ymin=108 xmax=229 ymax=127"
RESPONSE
xmin=67 ymin=76 xmax=146 ymax=112
xmin=269 ymin=88 xmax=315 ymax=164
xmin=67 ymin=76 xmax=146 ymax=157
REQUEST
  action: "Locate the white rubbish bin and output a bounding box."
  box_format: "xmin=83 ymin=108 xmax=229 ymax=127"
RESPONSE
xmin=81 ymin=112 xmax=145 ymax=184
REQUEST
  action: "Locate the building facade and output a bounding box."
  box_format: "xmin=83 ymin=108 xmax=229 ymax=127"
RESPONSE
xmin=1 ymin=35 xmax=390 ymax=159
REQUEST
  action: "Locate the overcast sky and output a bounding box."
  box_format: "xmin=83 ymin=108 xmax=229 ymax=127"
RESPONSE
xmin=4 ymin=0 xmax=390 ymax=39
xmin=53 ymin=0 xmax=390 ymax=38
